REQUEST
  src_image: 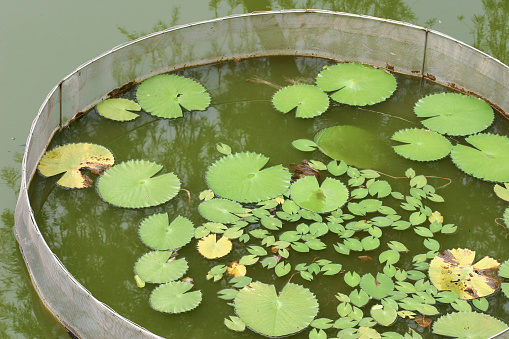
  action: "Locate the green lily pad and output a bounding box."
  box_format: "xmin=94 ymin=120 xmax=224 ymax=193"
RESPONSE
xmin=432 ymin=312 xmax=508 ymax=338
xmin=96 ymin=98 xmax=141 ymax=121
xmin=150 ymin=281 xmax=202 ymax=314
xmin=290 ymin=176 xmax=349 ymax=213
xmin=370 ymin=304 xmax=397 ymax=327
xmin=315 ymin=125 xmax=387 ymax=168
xmin=234 ymin=281 xmax=319 ymax=337
xmin=272 ymin=84 xmax=329 ymax=118
xmin=316 ymin=62 xmax=397 ymax=106
xmin=97 ymin=160 xmax=181 ymax=208
xmin=391 ymin=128 xmax=452 ymax=161
xmin=134 ymin=251 xmax=188 ymax=283
xmin=136 ymin=74 xmax=211 ymax=119
xmin=206 ymin=152 xmax=291 ymax=203
xmin=414 ymin=92 xmax=494 ymax=136
xmin=360 ymin=273 xmax=394 ymax=299
xmin=139 ymin=213 xmax=194 ymax=250
xmin=451 ymin=133 xmax=509 ymax=182
xmin=198 ymin=198 xmax=243 ymax=223
xmin=38 ymin=143 xmax=114 ymax=188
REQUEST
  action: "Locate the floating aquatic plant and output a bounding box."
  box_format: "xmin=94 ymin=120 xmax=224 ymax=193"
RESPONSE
xmin=370 ymin=304 xmax=397 ymax=327
xmin=428 ymin=248 xmax=502 ymax=299
xmin=198 ymin=198 xmax=243 ymax=223
xmin=359 ymin=273 xmax=394 ymax=300
xmin=450 ymin=133 xmax=509 ymax=182
xmin=138 ymin=214 xmax=194 ymax=251
xmin=136 ymin=74 xmax=211 ymax=119
xmin=197 ymin=234 xmax=233 ymax=259
xmin=134 ymin=251 xmax=188 ymax=284
xmin=414 ymin=92 xmax=494 ymax=136
xmin=150 ymin=281 xmax=202 ymax=314
xmin=97 ymin=159 xmax=181 ymax=208
xmin=391 ymin=128 xmax=452 ymax=161
xmin=290 ymin=176 xmax=349 ymax=213
xmin=38 ymin=143 xmax=114 ymax=188
xmin=96 ymin=98 xmax=141 ymax=121
xmin=315 ymin=62 xmax=397 ymax=106
xmin=314 ymin=125 xmax=386 ymax=168
xmin=206 ymin=152 xmax=291 ymax=203
xmin=233 ymin=282 xmax=319 ymax=337
xmin=271 ymin=84 xmax=329 ymax=118
xmin=432 ymin=312 xmax=507 ymax=338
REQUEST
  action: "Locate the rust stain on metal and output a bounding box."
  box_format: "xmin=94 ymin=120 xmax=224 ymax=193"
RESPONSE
xmin=424 ymin=73 xmax=436 ymax=81
xmin=107 ymin=80 xmax=137 ymax=98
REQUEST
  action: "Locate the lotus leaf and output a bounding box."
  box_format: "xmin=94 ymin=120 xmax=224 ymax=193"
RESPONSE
xmin=150 ymin=281 xmax=202 ymax=314
xmin=432 ymin=311 xmax=507 ymax=338
xmin=428 ymin=248 xmax=502 ymax=299
xmin=391 ymin=128 xmax=452 ymax=161
xmin=134 ymin=251 xmax=188 ymax=283
xmin=414 ymin=92 xmax=494 ymax=136
xmin=234 ymin=281 xmax=319 ymax=337
xmin=96 ymin=98 xmax=141 ymax=121
xmin=315 ymin=125 xmax=387 ymax=168
xmin=136 ymin=74 xmax=210 ymax=119
xmin=38 ymin=143 xmax=114 ymax=188
xmin=206 ymin=152 xmax=291 ymax=203
xmin=138 ymin=214 xmax=194 ymax=251
xmin=97 ymin=160 xmax=181 ymax=208
xmin=272 ymin=84 xmax=329 ymax=118
xmin=198 ymin=198 xmax=243 ymax=223
xmin=290 ymin=176 xmax=348 ymax=213
xmin=197 ymin=234 xmax=232 ymax=259
xmin=451 ymin=133 xmax=509 ymax=182
xmin=315 ymin=62 xmax=397 ymax=106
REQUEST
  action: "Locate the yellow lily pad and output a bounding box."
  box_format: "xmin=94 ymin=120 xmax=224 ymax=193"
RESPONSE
xmin=197 ymin=234 xmax=232 ymax=259
xmin=227 ymin=261 xmax=247 ymax=277
xmin=38 ymin=143 xmax=114 ymax=188
xmin=429 ymin=248 xmax=502 ymax=299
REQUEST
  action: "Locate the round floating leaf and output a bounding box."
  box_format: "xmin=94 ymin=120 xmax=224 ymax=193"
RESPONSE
xmin=290 ymin=176 xmax=349 ymax=213
xmin=139 ymin=213 xmax=194 ymax=250
xmin=433 ymin=312 xmax=507 ymax=338
xmin=96 ymin=98 xmax=141 ymax=121
xmin=316 ymin=62 xmax=397 ymax=106
xmin=206 ymin=152 xmax=291 ymax=203
xmin=391 ymin=128 xmax=452 ymax=161
xmin=97 ymin=160 xmax=181 ymax=208
xmin=38 ymin=143 xmax=114 ymax=188
xmin=292 ymin=139 xmax=318 ymax=152
xmin=198 ymin=198 xmax=243 ymax=223
xmin=315 ymin=125 xmax=387 ymax=168
xmin=134 ymin=251 xmax=188 ymax=283
xmin=360 ymin=273 xmax=394 ymax=300
xmin=197 ymin=234 xmax=232 ymax=259
xmin=234 ymin=281 xmax=319 ymax=337
xmin=451 ymin=133 xmax=509 ymax=182
xmin=136 ymin=74 xmax=211 ymax=119
xmin=272 ymin=84 xmax=329 ymax=118
xmin=429 ymin=248 xmax=502 ymax=299
xmin=414 ymin=92 xmax=494 ymax=136
xmin=150 ymin=281 xmax=202 ymax=314
xmin=370 ymin=304 xmax=397 ymax=327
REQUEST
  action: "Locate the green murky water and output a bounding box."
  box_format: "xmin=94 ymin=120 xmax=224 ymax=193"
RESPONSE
xmin=28 ymin=56 xmax=509 ymax=338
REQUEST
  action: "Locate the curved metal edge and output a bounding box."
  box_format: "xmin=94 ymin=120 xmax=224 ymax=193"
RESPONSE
xmin=15 ymin=9 xmax=509 ymax=338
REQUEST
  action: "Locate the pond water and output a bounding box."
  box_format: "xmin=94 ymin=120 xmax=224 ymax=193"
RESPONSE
xmin=28 ymin=56 xmax=509 ymax=338
xmin=3 ymin=1 xmax=509 ymax=337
